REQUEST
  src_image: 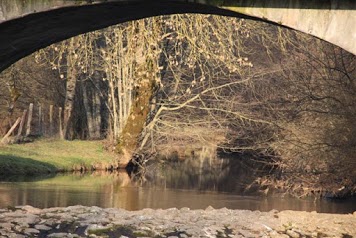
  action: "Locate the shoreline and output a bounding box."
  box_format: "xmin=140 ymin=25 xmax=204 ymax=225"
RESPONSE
xmin=0 ymin=205 xmax=355 ymax=238
xmin=1 ymin=139 xmax=355 ymax=200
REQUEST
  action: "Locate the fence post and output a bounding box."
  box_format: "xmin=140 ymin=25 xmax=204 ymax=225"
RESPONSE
xmin=42 ymin=108 xmax=46 ymax=136
xmin=59 ymin=107 xmax=64 ymax=139
xmin=17 ymin=109 xmax=27 ymax=137
xmin=25 ymin=103 xmax=34 ymax=136
xmin=49 ymin=104 xmax=53 ymax=136
xmin=38 ymin=103 xmax=42 ymax=135
xmin=1 ymin=117 xmax=21 ymax=144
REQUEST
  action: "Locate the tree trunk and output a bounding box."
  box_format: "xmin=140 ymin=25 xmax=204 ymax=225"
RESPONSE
xmin=92 ymin=74 xmax=102 ymax=139
xmin=82 ymin=75 xmax=102 ymax=140
xmin=63 ymin=38 xmax=77 ymax=140
xmin=116 ymin=75 xmax=156 ymax=167
xmin=115 ymin=19 xmax=164 ymax=167
xmin=82 ymin=77 xmax=95 ymax=138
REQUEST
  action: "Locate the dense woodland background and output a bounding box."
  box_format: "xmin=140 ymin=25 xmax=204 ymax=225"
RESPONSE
xmin=0 ymin=14 xmax=355 ymax=197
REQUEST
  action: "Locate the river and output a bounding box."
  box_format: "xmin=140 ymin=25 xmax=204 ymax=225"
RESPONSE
xmin=0 ymin=158 xmax=355 ymax=214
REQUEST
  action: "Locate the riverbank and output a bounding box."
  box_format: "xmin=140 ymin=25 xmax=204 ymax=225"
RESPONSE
xmin=0 ymin=139 xmax=118 ymax=175
xmin=0 ymin=139 xmax=355 ymax=199
xmin=0 ymin=205 xmax=355 ymax=238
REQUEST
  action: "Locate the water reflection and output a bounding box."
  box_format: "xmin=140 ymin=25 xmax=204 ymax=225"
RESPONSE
xmin=0 ymin=159 xmax=355 ymax=214
xmin=141 ymin=156 xmax=269 ymax=194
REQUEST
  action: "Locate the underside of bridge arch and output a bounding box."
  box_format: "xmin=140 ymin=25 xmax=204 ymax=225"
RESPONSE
xmin=0 ymin=1 xmax=275 ymax=74
xmin=1 ymin=0 xmax=355 ymax=74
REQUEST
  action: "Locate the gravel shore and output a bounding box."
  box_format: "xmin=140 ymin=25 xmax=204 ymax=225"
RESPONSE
xmin=0 ymin=205 xmax=355 ymax=238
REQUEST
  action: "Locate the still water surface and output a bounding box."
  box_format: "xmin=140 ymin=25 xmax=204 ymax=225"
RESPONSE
xmin=0 ymin=160 xmax=355 ymax=214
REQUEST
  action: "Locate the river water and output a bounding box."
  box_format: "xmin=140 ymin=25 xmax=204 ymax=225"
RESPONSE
xmin=0 ymin=158 xmax=355 ymax=214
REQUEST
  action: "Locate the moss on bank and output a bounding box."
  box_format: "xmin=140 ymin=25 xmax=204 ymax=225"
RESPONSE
xmin=0 ymin=139 xmax=118 ymax=175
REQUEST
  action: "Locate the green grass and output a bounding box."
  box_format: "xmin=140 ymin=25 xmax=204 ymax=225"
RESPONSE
xmin=0 ymin=139 xmax=118 ymax=175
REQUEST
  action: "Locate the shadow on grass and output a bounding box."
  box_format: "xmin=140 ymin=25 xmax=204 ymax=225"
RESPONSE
xmin=0 ymin=154 xmax=57 ymax=179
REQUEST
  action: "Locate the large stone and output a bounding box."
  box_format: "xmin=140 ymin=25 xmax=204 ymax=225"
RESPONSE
xmin=23 ymin=228 xmax=40 ymax=235
xmin=47 ymin=232 xmax=77 ymax=238
xmin=35 ymin=224 xmax=52 ymax=231
xmin=286 ymin=229 xmax=300 ymax=238
xmin=8 ymin=233 xmax=26 ymax=238
xmin=0 ymin=222 xmax=13 ymax=230
xmin=270 ymin=231 xmax=290 ymax=238
xmin=12 ymin=214 xmax=40 ymax=226
xmin=19 ymin=205 xmax=42 ymax=214
xmin=85 ymin=224 xmax=111 ymax=235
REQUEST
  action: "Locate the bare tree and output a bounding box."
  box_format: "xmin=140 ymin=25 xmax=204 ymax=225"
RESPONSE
xmin=137 ymin=15 xmax=273 ymax=161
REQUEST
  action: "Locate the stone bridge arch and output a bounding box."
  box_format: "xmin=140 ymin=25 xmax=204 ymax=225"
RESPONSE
xmin=0 ymin=0 xmax=355 ymax=73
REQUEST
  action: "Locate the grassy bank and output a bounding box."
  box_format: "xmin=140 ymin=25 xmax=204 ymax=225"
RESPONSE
xmin=0 ymin=139 xmax=118 ymax=175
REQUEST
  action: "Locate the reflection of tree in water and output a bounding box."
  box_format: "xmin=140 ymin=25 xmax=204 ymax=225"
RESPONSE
xmin=141 ymin=153 xmax=273 ymax=195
